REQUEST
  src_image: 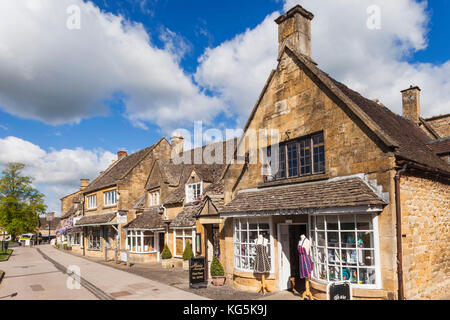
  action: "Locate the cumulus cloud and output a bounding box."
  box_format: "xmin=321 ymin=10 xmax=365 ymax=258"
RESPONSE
xmin=195 ymin=0 xmax=450 ymax=120
xmin=0 ymin=136 xmax=117 ymax=213
xmin=0 ymin=0 xmax=224 ymax=132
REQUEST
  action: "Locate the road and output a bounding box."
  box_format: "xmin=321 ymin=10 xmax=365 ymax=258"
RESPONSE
xmin=0 ymin=245 xmax=207 ymax=300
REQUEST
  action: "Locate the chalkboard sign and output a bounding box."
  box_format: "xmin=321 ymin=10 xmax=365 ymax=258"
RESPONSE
xmin=327 ymin=281 xmax=352 ymax=300
xmin=189 ymin=257 xmax=207 ymax=289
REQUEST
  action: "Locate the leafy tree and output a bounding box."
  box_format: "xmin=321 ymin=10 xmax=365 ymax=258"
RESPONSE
xmin=182 ymin=241 xmax=194 ymax=260
xmin=210 ymin=255 xmax=225 ymax=277
xmin=0 ymin=163 xmax=47 ymax=238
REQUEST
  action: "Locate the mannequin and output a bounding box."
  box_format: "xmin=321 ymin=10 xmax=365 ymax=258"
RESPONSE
xmin=254 ymin=233 xmax=271 ymax=294
xmin=298 ymin=234 xmax=313 ymax=300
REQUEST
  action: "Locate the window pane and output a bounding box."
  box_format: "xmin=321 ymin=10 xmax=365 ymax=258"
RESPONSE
xmin=342 ymin=249 xmax=358 ymax=265
xmin=342 ymin=267 xmax=358 ymax=283
xmin=249 ymin=223 xmax=258 ymax=230
xmin=176 ymin=238 xmax=183 ymax=255
xmin=357 ymin=231 xmax=374 ymax=249
xmin=359 ymin=249 xmax=375 ymax=266
xmin=300 ymin=140 xmax=311 ymax=175
xmin=329 ymin=265 xmax=341 ymax=281
xmin=341 ymin=232 xmax=356 ymax=248
xmin=259 ymin=223 xmax=270 ymax=231
xmin=235 ymin=256 xmax=241 ymax=268
xmin=240 ymin=231 xmax=248 ymax=243
xmin=327 ymin=232 xmax=339 ymax=248
xmin=357 ymin=215 xmax=373 ymax=230
xmin=326 ymin=215 xmax=338 ymax=230
xmin=316 ymin=216 xmax=325 ymax=230
xmin=317 ymin=264 xmax=327 ymax=280
xmin=249 ymin=230 xmax=258 ymax=243
xmin=287 ymin=143 xmax=298 ymax=177
xmin=359 ymin=268 xmax=376 ymax=285
xmin=313 ymin=134 xmax=325 ymax=173
xmin=317 ymin=232 xmax=325 ymax=247
xmin=279 ymin=146 xmax=286 ymax=179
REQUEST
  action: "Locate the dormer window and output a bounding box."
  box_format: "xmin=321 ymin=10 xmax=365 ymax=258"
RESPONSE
xmin=148 ymin=191 xmax=160 ymax=207
xmin=185 ymin=182 xmax=202 ymax=203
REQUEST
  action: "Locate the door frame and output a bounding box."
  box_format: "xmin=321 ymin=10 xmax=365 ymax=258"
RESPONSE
xmin=277 ymin=222 xmax=308 ymax=291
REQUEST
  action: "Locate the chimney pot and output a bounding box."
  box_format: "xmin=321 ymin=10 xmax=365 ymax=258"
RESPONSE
xmin=275 ymin=5 xmax=314 ymax=58
xmin=117 ymin=151 xmax=128 ymax=160
xmin=401 ymin=85 xmax=421 ymax=123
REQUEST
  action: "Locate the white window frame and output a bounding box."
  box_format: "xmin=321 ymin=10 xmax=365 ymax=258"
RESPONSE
xmin=104 ymin=190 xmax=117 ymax=207
xmin=126 ymin=230 xmax=157 ymax=254
xmin=308 ymin=213 xmax=381 ymax=289
xmin=148 ymin=190 xmax=160 ymax=207
xmin=233 ymin=217 xmax=275 ymax=273
xmin=185 ymin=182 xmax=203 ymax=203
xmin=173 ymin=228 xmax=196 ymax=258
xmin=70 ymin=232 xmax=81 ymax=246
xmin=88 ymin=227 xmax=101 ymax=251
xmin=87 ymin=194 xmax=97 ymax=209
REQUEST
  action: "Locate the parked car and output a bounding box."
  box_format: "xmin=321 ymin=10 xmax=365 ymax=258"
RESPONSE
xmin=18 ymin=233 xmax=37 ymax=246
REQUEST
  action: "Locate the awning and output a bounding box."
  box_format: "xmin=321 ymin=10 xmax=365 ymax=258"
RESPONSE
xmin=75 ymin=212 xmax=117 ymax=227
xmin=219 ymin=176 xmax=388 ymax=218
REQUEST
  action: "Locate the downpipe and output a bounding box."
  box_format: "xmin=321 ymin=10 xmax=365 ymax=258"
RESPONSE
xmin=394 ymin=164 xmax=407 ymax=300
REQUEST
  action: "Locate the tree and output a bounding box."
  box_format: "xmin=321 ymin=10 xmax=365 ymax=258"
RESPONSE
xmin=0 ymin=163 xmax=47 ymax=238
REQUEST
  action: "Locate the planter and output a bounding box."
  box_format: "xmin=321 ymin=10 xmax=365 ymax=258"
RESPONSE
xmin=161 ymin=259 xmax=173 ymax=269
xmin=211 ymin=276 xmax=226 ymax=286
xmin=182 ymin=260 xmax=189 ymax=270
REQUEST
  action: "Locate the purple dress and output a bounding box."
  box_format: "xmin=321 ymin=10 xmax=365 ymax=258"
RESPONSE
xmin=298 ymin=241 xmax=313 ymax=279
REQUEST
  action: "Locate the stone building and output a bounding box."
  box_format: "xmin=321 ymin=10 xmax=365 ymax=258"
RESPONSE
xmin=73 ymin=138 xmax=172 ymax=260
xmin=37 ymin=213 xmax=60 ymax=238
xmin=124 ymin=138 xmax=231 ymax=277
xmin=217 ymin=5 xmax=449 ymax=300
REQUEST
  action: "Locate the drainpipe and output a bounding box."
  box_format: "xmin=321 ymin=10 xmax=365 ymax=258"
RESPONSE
xmin=394 ymin=164 xmax=407 ymax=300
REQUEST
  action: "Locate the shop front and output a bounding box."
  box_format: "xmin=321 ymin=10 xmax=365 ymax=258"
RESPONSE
xmin=219 ymin=175 xmax=388 ymax=298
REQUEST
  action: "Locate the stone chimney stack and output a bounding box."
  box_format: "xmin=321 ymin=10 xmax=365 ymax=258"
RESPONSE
xmin=117 ymin=151 xmax=128 ymax=160
xmin=171 ymin=133 xmax=184 ymax=156
xmin=80 ymin=178 xmax=90 ymax=191
xmin=275 ymin=5 xmax=314 ymax=58
xmin=401 ymin=85 xmax=421 ymax=123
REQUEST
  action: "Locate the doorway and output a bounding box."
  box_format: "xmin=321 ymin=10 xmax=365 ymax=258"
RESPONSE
xmin=204 ymin=224 xmax=220 ymax=278
xmin=277 ymin=223 xmax=307 ymax=292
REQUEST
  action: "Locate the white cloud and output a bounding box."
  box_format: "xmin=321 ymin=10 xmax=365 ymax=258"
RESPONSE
xmin=195 ymin=0 xmax=450 ymax=120
xmin=0 ymin=0 xmax=224 ymax=132
xmin=0 ymin=136 xmax=116 ymax=213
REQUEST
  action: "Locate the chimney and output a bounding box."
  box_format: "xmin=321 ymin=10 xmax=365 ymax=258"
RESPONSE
xmin=401 ymin=85 xmax=421 ymax=123
xmin=80 ymin=178 xmax=90 ymax=191
xmin=275 ymin=5 xmax=314 ymax=58
xmin=117 ymin=151 xmax=128 ymax=160
xmin=171 ymin=133 xmax=184 ymax=155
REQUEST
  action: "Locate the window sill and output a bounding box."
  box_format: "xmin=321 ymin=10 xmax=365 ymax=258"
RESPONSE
xmin=103 ymin=205 xmax=117 ymax=209
xmin=258 ymin=173 xmax=330 ymax=188
xmin=86 ymin=208 xmax=97 ymax=212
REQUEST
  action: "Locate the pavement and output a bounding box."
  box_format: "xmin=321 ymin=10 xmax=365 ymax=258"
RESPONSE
xmin=0 ymin=245 xmax=207 ymax=300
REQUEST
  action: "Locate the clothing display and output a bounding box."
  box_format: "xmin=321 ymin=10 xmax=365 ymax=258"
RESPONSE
xmin=298 ymin=238 xmax=313 ymax=279
xmin=254 ymin=244 xmax=271 ymax=273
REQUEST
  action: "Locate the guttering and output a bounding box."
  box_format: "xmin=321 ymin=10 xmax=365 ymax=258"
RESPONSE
xmin=394 ymin=163 xmax=407 ymax=300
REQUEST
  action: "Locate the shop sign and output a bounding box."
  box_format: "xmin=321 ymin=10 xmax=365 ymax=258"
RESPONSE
xmin=327 ymin=281 xmax=352 ymax=300
xmin=116 ymin=211 xmax=128 ymax=224
xmin=189 ymin=257 xmax=207 ymax=289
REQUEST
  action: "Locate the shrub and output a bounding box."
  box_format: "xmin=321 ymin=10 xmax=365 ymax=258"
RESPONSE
xmin=182 ymin=241 xmax=194 ymax=261
xmin=210 ymin=255 xmax=225 ymax=277
xmin=161 ymin=244 xmax=172 ymax=259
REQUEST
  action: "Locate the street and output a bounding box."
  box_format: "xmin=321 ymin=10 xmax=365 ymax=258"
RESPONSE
xmin=0 ymin=245 xmax=207 ymax=300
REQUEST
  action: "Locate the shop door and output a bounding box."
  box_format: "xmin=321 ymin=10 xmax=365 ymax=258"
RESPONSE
xmin=278 ymin=224 xmax=291 ymax=291
xmin=159 ymin=232 xmax=165 ymax=253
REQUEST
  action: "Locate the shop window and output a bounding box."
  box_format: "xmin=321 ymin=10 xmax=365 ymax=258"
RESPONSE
xmin=126 ymin=230 xmax=155 ymax=253
xmin=88 ymin=227 xmax=101 ymax=251
xmin=87 ymin=195 xmax=97 ymax=209
xmin=104 ymin=190 xmax=117 ymax=207
xmin=309 ymin=214 xmax=379 ymax=288
xmin=266 ymin=132 xmax=325 ymax=181
xmin=70 ymin=232 xmax=81 ymax=246
xmin=185 ymin=182 xmax=202 ymax=203
xmin=148 ymin=191 xmax=160 ymax=207
xmin=234 ymin=218 xmax=273 ymax=272
xmin=174 ymin=229 xmax=194 ymax=257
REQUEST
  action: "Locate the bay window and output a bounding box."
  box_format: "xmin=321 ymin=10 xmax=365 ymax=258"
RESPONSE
xmin=126 ymin=230 xmax=155 ymax=253
xmin=309 ymin=214 xmax=380 ymax=288
xmin=234 ymin=218 xmax=273 ymax=272
xmin=174 ymin=229 xmax=195 ymax=257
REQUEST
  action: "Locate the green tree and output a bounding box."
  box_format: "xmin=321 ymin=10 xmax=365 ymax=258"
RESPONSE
xmin=0 ymin=163 xmax=47 ymax=238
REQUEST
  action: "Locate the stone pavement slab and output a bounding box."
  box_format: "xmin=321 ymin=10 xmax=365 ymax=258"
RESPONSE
xmin=38 ymin=245 xmax=207 ymax=300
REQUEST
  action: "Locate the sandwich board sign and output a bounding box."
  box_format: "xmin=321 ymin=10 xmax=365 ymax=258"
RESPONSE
xmin=189 ymin=257 xmax=207 ymax=289
xmin=327 ymin=281 xmax=352 ymax=300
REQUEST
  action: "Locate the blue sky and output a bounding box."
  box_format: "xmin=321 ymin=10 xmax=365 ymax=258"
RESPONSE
xmin=0 ymin=0 xmax=448 ymax=213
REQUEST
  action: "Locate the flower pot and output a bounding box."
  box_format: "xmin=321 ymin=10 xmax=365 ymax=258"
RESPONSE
xmin=212 ymin=276 xmax=226 ymax=286
xmin=182 ymin=260 xmax=189 ymax=270
xmin=162 ymin=259 xmax=173 ymax=269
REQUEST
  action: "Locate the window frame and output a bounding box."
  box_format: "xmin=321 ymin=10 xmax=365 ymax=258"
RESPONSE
xmin=268 ymin=132 xmax=325 ymax=181
xmin=126 ymin=230 xmax=156 ymax=254
xmin=87 ymin=227 xmax=101 ymax=251
xmin=148 ymin=190 xmax=160 ymax=207
xmin=308 ymin=213 xmax=381 ymax=289
xmin=233 ymin=217 xmax=274 ymax=273
xmin=87 ymin=194 xmax=97 ymax=210
xmin=103 ymin=190 xmax=117 ymax=207
xmin=185 ymin=182 xmax=203 ymax=203
xmin=173 ymin=228 xmax=196 ymax=258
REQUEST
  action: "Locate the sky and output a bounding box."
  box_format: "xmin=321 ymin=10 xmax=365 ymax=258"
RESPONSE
xmin=0 ymin=0 xmax=448 ymax=214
